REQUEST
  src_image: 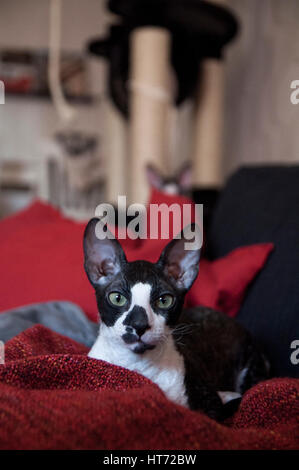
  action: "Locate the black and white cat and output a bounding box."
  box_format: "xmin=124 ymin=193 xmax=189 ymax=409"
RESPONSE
xmin=84 ymin=219 xmax=269 ymax=420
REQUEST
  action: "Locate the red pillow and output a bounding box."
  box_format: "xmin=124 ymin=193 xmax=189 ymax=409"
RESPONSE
xmin=0 ymin=201 xmax=97 ymax=320
xmin=0 ymin=195 xmax=273 ymax=321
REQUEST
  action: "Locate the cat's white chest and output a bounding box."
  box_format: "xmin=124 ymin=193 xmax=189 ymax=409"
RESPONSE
xmin=88 ymin=333 xmax=188 ymax=407
xmin=131 ymin=340 xmax=188 ymax=407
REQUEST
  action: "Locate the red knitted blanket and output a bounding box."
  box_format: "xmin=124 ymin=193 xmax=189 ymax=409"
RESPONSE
xmin=0 ymin=325 xmax=298 ymax=450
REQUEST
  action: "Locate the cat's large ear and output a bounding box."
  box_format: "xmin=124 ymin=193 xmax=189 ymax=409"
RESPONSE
xmin=146 ymin=164 xmax=163 ymax=190
xmin=83 ymin=218 xmax=127 ymax=287
xmin=177 ymin=162 xmax=192 ymax=191
xmin=157 ymin=224 xmax=201 ymax=292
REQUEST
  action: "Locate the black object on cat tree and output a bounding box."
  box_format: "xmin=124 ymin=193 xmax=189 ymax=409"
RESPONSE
xmin=88 ymin=0 xmax=239 ymax=116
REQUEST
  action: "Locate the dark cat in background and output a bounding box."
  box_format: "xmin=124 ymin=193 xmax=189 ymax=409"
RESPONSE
xmin=146 ymin=162 xmax=219 ymax=245
xmin=146 ymin=162 xmax=192 ymax=197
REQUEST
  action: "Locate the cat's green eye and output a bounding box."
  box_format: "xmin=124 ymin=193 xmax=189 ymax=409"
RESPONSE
xmin=108 ymin=292 xmax=127 ymax=307
xmin=156 ymin=294 xmax=174 ymax=309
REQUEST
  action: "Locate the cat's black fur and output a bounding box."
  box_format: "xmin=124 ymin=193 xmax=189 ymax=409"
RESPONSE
xmin=174 ymin=307 xmax=269 ymax=419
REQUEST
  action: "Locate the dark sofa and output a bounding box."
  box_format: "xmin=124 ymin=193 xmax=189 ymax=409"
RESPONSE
xmin=207 ymin=166 xmax=299 ymax=378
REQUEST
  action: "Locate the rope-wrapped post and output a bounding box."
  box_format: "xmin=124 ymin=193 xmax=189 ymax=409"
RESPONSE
xmin=105 ymin=101 xmax=128 ymax=205
xmin=192 ymin=0 xmax=232 ymax=190
xmin=192 ymin=59 xmax=224 ymax=188
xmin=128 ymin=27 xmax=171 ymax=204
xmin=88 ymin=0 xmax=238 ymax=202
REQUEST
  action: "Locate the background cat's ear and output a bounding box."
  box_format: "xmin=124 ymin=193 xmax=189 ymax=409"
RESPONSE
xmin=177 ymin=162 xmax=192 ymax=191
xmin=146 ymin=164 xmax=163 ymax=190
xmin=83 ymin=218 xmax=127 ymax=287
xmin=157 ymin=224 xmax=201 ymax=291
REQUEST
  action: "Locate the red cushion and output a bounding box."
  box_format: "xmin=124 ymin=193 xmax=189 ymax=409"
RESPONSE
xmin=0 ymin=193 xmax=273 ymax=320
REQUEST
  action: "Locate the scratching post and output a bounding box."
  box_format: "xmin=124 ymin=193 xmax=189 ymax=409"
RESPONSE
xmin=192 ymin=0 xmax=228 ymax=189
xmin=193 ymin=60 xmax=224 ymax=188
xmin=105 ymin=101 xmax=128 ymax=205
xmin=88 ymin=0 xmax=238 ymax=204
xmin=129 ymin=28 xmax=171 ymax=204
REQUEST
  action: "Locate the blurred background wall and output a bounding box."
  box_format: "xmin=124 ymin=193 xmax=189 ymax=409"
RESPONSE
xmin=224 ymin=0 xmax=299 ymax=177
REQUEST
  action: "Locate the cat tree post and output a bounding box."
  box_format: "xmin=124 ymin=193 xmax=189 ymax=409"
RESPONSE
xmin=129 ymin=27 xmax=171 ymax=204
xmin=89 ymin=0 xmax=238 ymax=205
xmin=105 ymin=101 xmax=128 ymax=205
xmin=192 ymin=0 xmax=227 ymax=189
xmin=193 ymin=59 xmax=224 ymax=188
